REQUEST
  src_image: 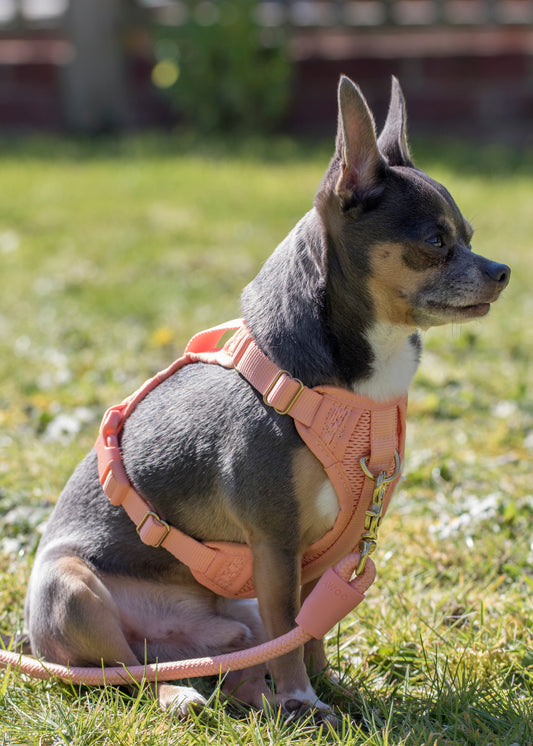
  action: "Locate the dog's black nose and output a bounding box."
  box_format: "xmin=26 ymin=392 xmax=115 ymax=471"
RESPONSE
xmin=485 ymin=261 xmax=511 ymax=287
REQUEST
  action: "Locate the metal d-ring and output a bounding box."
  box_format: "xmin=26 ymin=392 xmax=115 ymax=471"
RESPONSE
xmin=359 ymin=449 xmax=401 ymax=484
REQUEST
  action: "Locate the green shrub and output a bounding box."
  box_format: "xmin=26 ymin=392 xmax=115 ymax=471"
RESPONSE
xmin=153 ymin=0 xmax=291 ymax=133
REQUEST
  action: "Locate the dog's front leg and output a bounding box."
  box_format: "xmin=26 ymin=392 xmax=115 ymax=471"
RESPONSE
xmin=251 ymin=538 xmax=331 ymax=717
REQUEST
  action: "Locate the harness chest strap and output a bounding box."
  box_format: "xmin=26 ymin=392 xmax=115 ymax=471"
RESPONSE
xmin=95 ymin=320 xmax=406 ymax=598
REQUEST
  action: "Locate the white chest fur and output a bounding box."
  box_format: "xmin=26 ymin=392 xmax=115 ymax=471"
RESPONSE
xmin=315 ymin=479 xmax=340 ymax=525
xmin=354 ymin=322 xmax=419 ymax=401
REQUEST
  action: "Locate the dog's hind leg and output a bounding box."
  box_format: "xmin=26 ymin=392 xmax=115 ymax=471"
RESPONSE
xmin=26 ymin=555 xmax=206 ymax=717
xmin=27 ymin=555 xmax=140 ymax=667
xmin=217 ymin=598 xmax=272 ymax=709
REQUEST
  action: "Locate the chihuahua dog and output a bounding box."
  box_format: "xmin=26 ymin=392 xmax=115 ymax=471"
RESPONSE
xmin=23 ymin=76 xmax=509 ymax=720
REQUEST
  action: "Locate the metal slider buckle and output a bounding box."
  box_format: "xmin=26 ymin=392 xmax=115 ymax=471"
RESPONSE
xmin=136 ymin=511 xmax=171 ymax=548
xmin=263 ymin=370 xmax=305 ymax=415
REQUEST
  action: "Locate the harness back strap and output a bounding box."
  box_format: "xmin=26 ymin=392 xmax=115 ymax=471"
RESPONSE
xmin=95 ymin=320 xmax=406 ymax=598
xmin=95 ymin=321 xmax=252 ymax=588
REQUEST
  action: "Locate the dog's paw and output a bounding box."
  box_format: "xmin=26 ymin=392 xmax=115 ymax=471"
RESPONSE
xmin=225 ymin=621 xmax=255 ymax=651
xmin=157 ymin=683 xmax=207 ymax=718
xmin=276 ymin=686 xmax=338 ymax=728
xmin=283 ymin=699 xmax=339 ymax=729
xmin=221 ymin=669 xmax=273 ymax=710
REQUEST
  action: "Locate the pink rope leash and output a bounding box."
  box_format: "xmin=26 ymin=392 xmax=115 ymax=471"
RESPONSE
xmin=0 ymin=554 xmax=375 ymax=686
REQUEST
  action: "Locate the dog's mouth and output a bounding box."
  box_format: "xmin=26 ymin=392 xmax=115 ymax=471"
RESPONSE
xmin=444 ymin=302 xmax=492 ymax=318
xmin=423 ymin=300 xmax=492 ymax=322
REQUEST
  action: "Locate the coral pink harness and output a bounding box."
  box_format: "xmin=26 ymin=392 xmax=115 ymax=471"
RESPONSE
xmin=95 ymin=320 xmax=406 ymax=600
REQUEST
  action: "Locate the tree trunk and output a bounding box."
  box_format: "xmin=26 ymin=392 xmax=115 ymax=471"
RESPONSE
xmin=62 ymin=0 xmax=131 ymax=132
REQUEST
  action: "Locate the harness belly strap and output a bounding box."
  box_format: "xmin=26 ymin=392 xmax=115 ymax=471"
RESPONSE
xmin=95 ymin=320 xmax=407 ymax=599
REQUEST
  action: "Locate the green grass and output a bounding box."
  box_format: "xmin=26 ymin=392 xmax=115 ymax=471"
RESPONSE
xmin=0 ymin=133 xmax=532 ymax=745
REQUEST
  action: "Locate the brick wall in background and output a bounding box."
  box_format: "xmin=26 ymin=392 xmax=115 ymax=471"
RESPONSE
xmin=0 ymin=25 xmax=532 ymax=144
xmin=0 ymin=38 xmax=66 ymax=130
xmin=286 ymin=27 xmax=533 ymax=144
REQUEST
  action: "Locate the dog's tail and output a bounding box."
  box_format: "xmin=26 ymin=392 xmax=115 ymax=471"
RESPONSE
xmin=1 ymin=632 xmax=32 ymax=656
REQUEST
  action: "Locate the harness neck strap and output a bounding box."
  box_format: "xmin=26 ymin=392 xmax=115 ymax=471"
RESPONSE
xmin=211 ymin=323 xmax=402 ymax=474
xmin=187 ymin=322 xmax=324 ymax=427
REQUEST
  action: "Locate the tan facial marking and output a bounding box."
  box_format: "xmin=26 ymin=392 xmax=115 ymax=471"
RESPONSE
xmin=369 ymin=242 xmax=435 ymax=325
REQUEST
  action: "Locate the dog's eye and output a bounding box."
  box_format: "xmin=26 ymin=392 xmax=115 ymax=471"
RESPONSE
xmin=427 ymin=235 xmax=444 ymax=248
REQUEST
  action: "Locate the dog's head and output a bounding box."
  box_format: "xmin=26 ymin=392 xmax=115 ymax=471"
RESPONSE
xmin=316 ymin=76 xmax=510 ymax=331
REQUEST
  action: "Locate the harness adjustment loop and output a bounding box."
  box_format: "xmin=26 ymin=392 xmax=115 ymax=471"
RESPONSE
xmin=262 ymin=369 xmax=305 ymax=415
xmin=136 ymin=511 xmax=171 ymax=548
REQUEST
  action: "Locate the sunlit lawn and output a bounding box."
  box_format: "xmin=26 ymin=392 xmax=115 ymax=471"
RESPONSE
xmin=0 ymin=133 xmax=532 ymax=745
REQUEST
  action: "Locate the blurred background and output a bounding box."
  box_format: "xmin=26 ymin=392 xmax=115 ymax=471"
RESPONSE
xmin=1 ymin=0 xmax=532 ymax=142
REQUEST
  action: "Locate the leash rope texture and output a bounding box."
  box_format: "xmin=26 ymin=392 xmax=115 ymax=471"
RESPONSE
xmin=0 ymin=553 xmax=375 ymax=686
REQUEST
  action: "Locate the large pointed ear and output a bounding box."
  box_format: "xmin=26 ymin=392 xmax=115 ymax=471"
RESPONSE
xmin=377 ymin=77 xmax=413 ymax=167
xmin=335 ymin=76 xmax=387 ymax=208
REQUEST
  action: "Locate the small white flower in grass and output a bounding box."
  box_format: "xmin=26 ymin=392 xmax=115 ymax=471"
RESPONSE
xmin=491 ymin=400 xmax=518 ymax=419
xmin=37 ymin=349 xmax=72 ymax=389
xmin=0 ymin=230 xmax=20 ymax=254
xmin=429 ymin=493 xmax=501 ymax=539
xmin=43 ymin=407 xmax=94 ymax=444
